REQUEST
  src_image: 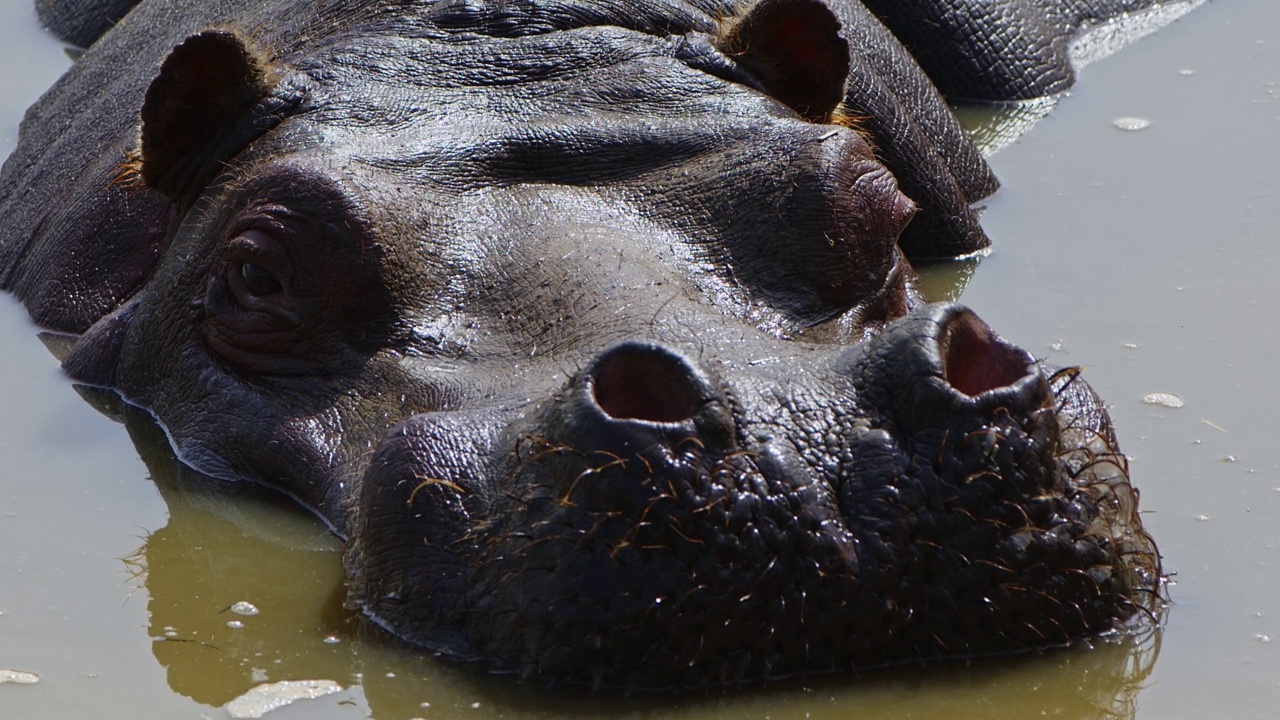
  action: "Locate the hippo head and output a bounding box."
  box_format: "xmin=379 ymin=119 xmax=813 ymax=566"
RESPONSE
xmin=60 ymin=3 xmax=1158 ymax=690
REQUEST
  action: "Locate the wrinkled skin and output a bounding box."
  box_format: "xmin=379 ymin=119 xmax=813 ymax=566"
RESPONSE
xmin=1 ymin=0 xmax=1172 ymax=690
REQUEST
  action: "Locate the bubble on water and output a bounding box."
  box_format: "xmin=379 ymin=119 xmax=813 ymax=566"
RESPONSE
xmin=1143 ymin=392 xmax=1184 ymax=408
xmin=226 ymin=679 xmax=343 ymax=719
xmin=1113 ymin=116 xmax=1152 ymax=131
xmin=1179 ymin=69 xmax=1195 ymax=76
xmin=1194 ymin=514 xmax=1212 ymax=522
xmin=1223 ymin=455 xmax=1239 ymax=463
xmin=322 ymin=635 xmax=341 ymax=645
xmin=0 ymin=669 xmax=39 ymax=684
xmin=230 ymin=601 xmax=260 ymax=616
xmin=1258 ymin=634 xmax=1272 ymax=643
xmin=227 ymin=620 xmax=245 ymax=629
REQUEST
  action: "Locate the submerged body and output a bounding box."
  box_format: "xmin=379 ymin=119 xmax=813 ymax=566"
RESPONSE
xmin=0 ymin=0 xmax=1173 ymax=689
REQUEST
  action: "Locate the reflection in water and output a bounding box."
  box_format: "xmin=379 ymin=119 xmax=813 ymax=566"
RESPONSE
xmin=953 ymin=99 xmax=1059 ymax=157
xmin=117 ymin=402 xmax=351 ymax=708
xmin=947 ymin=0 xmax=1205 ymax=158
xmin=100 ymin=394 xmax=1163 ymax=720
xmin=915 ymin=254 xmax=982 ymax=304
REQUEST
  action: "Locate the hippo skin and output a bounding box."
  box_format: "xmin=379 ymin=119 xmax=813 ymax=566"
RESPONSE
xmin=1 ymin=0 xmax=1170 ymax=690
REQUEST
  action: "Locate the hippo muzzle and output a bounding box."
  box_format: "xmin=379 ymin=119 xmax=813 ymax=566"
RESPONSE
xmin=349 ymin=304 xmax=1158 ymax=689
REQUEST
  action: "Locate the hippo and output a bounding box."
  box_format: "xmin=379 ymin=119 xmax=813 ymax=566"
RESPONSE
xmin=0 ymin=0 xmax=1174 ymax=690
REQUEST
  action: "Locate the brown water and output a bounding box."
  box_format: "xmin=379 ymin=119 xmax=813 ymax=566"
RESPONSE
xmin=1 ymin=2 xmax=1277 ymax=717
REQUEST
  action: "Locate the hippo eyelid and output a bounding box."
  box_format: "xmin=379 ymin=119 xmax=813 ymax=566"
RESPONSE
xmin=223 ymin=230 xmax=302 ymax=325
xmin=225 ymin=260 xmax=301 ymax=326
xmin=226 ymin=228 xmax=293 ymax=282
xmin=239 ymin=260 xmax=283 ymax=296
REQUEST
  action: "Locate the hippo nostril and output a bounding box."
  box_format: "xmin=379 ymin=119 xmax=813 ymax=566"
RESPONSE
xmin=590 ymin=343 xmax=700 ymax=423
xmin=940 ymin=312 xmax=1033 ymax=397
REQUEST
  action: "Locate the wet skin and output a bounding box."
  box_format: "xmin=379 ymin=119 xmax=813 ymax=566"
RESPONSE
xmin=1 ymin=0 xmax=1165 ymax=689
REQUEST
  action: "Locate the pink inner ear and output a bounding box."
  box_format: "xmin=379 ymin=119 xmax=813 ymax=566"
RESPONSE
xmin=591 ymin=347 xmax=699 ymax=423
xmin=773 ymin=18 xmax=820 ymax=67
xmin=941 ymin=314 xmax=1031 ymax=397
xmin=717 ymin=0 xmax=849 ymax=122
xmin=140 ymin=29 xmax=273 ymax=200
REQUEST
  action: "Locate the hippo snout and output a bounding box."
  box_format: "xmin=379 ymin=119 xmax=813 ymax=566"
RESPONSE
xmin=345 ymin=304 xmax=1157 ymax=689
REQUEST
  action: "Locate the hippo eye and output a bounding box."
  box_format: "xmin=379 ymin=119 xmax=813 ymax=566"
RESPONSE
xmin=239 ymin=261 xmax=282 ymax=296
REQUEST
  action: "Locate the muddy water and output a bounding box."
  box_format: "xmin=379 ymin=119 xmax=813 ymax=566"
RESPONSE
xmin=1 ymin=1 xmax=1277 ymax=718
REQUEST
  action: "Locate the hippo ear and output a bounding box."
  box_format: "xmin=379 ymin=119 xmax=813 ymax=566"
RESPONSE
xmin=718 ymin=0 xmax=850 ymax=122
xmin=139 ymin=30 xmax=278 ymax=201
